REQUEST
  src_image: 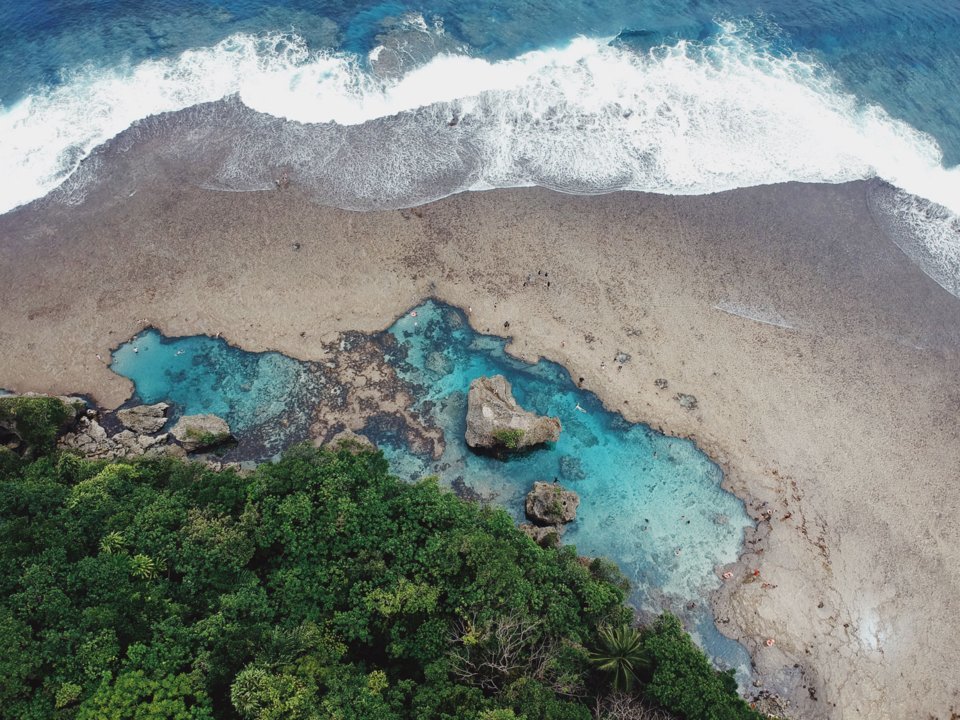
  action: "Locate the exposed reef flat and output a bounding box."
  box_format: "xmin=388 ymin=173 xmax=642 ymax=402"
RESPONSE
xmin=2 ymin=177 xmax=960 ymax=719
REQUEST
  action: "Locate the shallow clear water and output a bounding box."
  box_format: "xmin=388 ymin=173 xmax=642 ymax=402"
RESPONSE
xmin=112 ymin=301 xmax=755 ymax=678
xmin=111 ymin=328 xmax=325 ymax=456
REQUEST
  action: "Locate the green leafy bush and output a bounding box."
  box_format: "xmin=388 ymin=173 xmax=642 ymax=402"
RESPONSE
xmin=0 ymin=446 xmax=628 ymax=719
xmin=0 ymin=444 xmax=761 ymax=719
xmin=491 ymin=428 xmax=525 ymax=449
xmin=0 ymin=395 xmax=76 ymax=454
xmin=642 ymin=615 xmax=763 ymax=720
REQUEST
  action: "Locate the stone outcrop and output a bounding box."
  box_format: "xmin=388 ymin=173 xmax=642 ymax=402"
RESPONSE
xmin=464 ymin=375 xmax=560 ymax=451
xmin=518 ymin=523 xmax=561 ymax=548
xmin=524 ymin=481 xmax=580 ymax=527
xmin=170 ymin=414 xmax=232 ymax=452
xmin=59 ymin=416 xmax=185 ymax=460
xmin=116 ymin=403 xmax=169 ymax=434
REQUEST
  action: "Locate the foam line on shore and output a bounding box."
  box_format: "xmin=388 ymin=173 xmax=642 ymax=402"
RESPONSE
xmin=1 ymin=19 xmax=957 ymax=286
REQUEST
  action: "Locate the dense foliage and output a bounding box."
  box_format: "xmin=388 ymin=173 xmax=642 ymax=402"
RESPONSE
xmin=0 ymin=399 xmax=763 ymax=720
xmin=0 ymin=395 xmax=78 ymax=455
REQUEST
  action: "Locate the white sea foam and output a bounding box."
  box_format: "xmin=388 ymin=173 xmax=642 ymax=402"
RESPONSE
xmin=714 ymin=301 xmax=794 ymax=330
xmin=0 ymin=21 xmax=957 ymax=282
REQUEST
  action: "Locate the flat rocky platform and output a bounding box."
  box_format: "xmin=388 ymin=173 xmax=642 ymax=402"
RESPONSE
xmin=1 ymin=176 xmax=959 ymax=719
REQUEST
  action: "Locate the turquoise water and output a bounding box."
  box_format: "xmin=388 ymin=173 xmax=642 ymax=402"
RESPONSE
xmin=111 ymin=329 xmax=325 ymax=456
xmin=111 ymin=301 xmax=754 ymax=678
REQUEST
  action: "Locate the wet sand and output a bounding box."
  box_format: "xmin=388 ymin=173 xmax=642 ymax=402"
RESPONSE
xmin=2 ymin=176 xmax=959 ymax=719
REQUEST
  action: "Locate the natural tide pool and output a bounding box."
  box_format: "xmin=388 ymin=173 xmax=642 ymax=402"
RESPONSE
xmin=111 ymin=300 xmax=755 ymax=680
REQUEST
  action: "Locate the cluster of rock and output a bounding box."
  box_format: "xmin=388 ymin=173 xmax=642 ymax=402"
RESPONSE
xmin=464 ymin=375 xmax=561 ymax=451
xmin=58 ymin=401 xmax=233 ymax=460
xmin=519 ymin=481 xmax=580 ymax=548
xmin=61 ymin=414 xmax=182 ymax=460
xmin=462 ymin=374 xmax=577 ymax=548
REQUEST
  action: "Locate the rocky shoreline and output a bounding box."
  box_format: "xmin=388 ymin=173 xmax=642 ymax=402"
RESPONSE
xmin=3 ymin=180 xmax=959 ymax=718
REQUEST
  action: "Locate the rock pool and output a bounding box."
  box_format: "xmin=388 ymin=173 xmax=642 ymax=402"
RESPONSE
xmin=111 ymin=300 xmax=755 ymax=679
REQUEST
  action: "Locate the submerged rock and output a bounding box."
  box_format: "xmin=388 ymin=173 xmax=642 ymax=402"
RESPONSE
xmin=325 ymin=429 xmax=376 ymax=454
xmin=116 ymin=403 xmax=169 ymax=434
xmin=171 ymin=414 xmax=232 ymax=452
xmin=524 ymin=481 xmax=580 ymax=527
xmin=464 ymin=375 xmax=560 ymax=452
xmin=559 ymin=454 xmax=587 ymax=482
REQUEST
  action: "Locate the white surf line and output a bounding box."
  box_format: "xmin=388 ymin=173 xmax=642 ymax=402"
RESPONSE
xmin=713 ymin=301 xmax=795 ymax=330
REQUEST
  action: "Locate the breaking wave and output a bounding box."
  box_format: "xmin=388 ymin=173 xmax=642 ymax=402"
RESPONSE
xmin=1 ymin=19 xmax=957 ymax=287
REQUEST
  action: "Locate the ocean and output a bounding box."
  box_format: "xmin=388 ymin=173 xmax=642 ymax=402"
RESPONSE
xmin=0 ymin=0 xmax=958 ymax=293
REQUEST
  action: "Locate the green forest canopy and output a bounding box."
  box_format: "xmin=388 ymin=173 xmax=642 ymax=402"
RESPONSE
xmin=0 ymin=397 xmax=762 ymax=720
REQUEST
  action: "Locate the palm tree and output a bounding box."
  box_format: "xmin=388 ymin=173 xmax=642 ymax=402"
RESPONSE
xmin=99 ymin=531 xmax=126 ymax=555
xmin=130 ymin=553 xmax=157 ymax=580
xmin=588 ymin=625 xmax=651 ymax=692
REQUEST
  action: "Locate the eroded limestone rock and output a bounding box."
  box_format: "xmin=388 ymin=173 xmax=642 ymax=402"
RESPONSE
xmin=59 ymin=417 xmax=184 ymax=460
xmin=325 ymin=429 xmax=377 ymax=454
xmin=465 ymin=375 xmax=560 ymax=452
xmin=518 ymin=523 xmax=561 ymax=548
xmin=524 ymin=481 xmax=580 ymax=527
xmin=116 ymin=403 xmax=169 ymax=434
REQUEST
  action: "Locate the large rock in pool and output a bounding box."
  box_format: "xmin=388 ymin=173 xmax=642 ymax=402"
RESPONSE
xmin=170 ymin=414 xmax=232 ymax=452
xmin=525 ymin=481 xmax=580 ymax=527
xmin=116 ymin=403 xmax=169 ymax=434
xmin=465 ymin=375 xmax=560 ymax=451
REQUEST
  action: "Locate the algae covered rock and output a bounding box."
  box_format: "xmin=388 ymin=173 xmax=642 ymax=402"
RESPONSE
xmin=525 ymin=481 xmax=580 ymax=527
xmin=464 ymin=375 xmax=560 ymax=452
xmin=518 ymin=523 xmax=561 ymax=548
xmin=171 ymin=414 xmax=232 ymax=452
xmin=325 ymin=429 xmax=377 ymax=454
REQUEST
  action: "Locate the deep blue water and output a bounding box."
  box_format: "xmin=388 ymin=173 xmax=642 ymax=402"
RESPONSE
xmin=111 ymin=300 xmax=755 ymax=680
xmin=0 ymin=0 xmax=960 ymax=165
xmin=3 ymin=0 xmax=960 ymax=167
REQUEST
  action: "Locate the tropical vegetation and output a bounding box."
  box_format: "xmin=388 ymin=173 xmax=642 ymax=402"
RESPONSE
xmin=0 ymin=397 xmax=763 ymax=719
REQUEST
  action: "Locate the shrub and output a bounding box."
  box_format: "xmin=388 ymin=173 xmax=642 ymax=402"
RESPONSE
xmin=641 ymin=615 xmax=761 ymax=720
xmin=0 ymin=395 xmax=76 ymax=454
xmin=492 ymin=428 xmax=525 ymax=449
